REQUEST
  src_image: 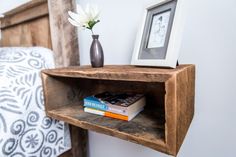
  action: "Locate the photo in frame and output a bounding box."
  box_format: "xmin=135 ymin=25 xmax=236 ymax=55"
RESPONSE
xmin=131 ymin=0 xmax=186 ymax=68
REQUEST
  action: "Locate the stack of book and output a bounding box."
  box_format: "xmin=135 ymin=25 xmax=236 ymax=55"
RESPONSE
xmin=83 ymin=92 xmax=146 ymax=121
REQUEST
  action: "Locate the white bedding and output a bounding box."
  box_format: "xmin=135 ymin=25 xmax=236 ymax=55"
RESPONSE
xmin=0 ymin=47 xmax=71 ymax=157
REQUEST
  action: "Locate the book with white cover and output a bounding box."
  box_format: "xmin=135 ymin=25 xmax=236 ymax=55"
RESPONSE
xmin=84 ymin=107 xmax=144 ymax=121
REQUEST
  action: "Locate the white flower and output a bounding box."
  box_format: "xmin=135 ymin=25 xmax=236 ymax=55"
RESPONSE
xmin=68 ymin=4 xmax=100 ymax=33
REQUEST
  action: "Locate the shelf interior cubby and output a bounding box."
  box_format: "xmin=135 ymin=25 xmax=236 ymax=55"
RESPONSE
xmin=41 ymin=65 xmax=195 ymax=156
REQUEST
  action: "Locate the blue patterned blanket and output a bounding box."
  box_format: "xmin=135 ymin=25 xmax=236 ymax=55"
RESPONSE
xmin=0 ymin=47 xmax=71 ymax=157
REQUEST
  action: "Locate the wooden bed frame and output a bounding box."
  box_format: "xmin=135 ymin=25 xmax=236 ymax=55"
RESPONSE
xmin=0 ymin=0 xmax=86 ymax=156
xmin=0 ymin=0 xmax=80 ymax=67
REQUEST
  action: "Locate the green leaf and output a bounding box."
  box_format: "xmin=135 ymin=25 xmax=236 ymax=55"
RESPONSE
xmin=87 ymin=20 xmax=100 ymax=30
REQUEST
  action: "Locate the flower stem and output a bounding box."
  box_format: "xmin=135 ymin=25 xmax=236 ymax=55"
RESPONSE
xmin=91 ymin=29 xmax=94 ymax=35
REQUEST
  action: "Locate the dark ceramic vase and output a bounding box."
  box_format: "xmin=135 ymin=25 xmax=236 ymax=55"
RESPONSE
xmin=90 ymin=35 xmax=104 ymax=68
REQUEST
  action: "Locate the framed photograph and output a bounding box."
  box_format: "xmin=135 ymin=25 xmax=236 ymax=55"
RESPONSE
xmin=131 ymin=0 xmax=186 ymax=68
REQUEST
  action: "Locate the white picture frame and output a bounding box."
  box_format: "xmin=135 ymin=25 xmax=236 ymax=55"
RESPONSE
xmin=131 ymin=0 xmax=186 ymax=68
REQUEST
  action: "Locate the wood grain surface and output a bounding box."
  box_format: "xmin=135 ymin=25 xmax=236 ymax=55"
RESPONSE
xmin=48 ymin=0 xmax=80 ymax=67
xmin=0 ymin=17 xmax=52 ymax=48
xmin=0 ymin=0 xmax=48 ymax=29
xmin=0 ymin=0 xmax=51 ymax=47
xmin=41 ymin=64 xmax=195 ymax=156
xmin=47 ymin=104 xmax=166 ymax=153
xmin=42 ymin=64 xmax=192 ymax=82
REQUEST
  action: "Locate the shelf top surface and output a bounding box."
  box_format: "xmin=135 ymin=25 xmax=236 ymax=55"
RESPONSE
xmin=42 ymin=64 xmax=194 ymax=82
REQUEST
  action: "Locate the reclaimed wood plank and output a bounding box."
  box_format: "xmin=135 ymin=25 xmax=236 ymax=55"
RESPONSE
xmin=0 ymin=0 xmax=48 ymax=29
xmin=41 ymin=74 xmax=90 ymax=157
xmin=42 ymin=65 xmax=192 ymax=82
xmin=176 ymin=64 xmax=195 ymax=153
xmin=164 ymin=76 xmax=177 ymax=155
xmin=0 ymin=17 xmax=51 ymax=47
xmin=41 ymin=64 xmax=195 ymax=156
xmin=70 ymin=126 xmax=88 ymax=157
xmin=47 ymin=104 xmax=167 ymax=154
xmin=48 ymin=0 xmax=80 ymax=67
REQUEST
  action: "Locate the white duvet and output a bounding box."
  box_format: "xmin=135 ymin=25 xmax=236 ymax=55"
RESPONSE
xmin=0 ymin=47 xmax=71 ymax=157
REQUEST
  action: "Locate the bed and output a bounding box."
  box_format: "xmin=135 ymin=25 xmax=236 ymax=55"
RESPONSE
xmin=0 ymin=0 xmax=86 ymax=157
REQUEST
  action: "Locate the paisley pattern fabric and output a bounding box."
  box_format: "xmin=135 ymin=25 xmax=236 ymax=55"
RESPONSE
xmin=0 ymin=47 xmax=71 ymax=157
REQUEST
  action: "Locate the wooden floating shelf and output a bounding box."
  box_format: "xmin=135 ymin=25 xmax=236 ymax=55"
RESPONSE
xmin=41 ymin=64 xmax=195 ymax=156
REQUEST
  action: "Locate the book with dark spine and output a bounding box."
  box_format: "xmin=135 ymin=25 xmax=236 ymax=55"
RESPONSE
xmin=84 ymin=92 xmax=146 ymax=116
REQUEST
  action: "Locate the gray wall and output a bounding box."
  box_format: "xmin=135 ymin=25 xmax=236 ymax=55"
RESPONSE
xmin=1 ymin=0 xmax=236 ymax=156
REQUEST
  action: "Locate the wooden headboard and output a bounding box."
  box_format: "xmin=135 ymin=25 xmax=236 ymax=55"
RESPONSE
xmin=0 ymin=1 xmax=85 ymax=157
xmin=0 ymin=0 xmax=80 ymax=67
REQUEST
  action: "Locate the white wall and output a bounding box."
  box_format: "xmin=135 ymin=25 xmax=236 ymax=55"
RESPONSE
xmin=0 ymin=0 xmax=30 ymax=14
xmin=78 ymin=0 xmax=236 ymax=157
xmin=2 ymin=0 xmax=236 ymax=156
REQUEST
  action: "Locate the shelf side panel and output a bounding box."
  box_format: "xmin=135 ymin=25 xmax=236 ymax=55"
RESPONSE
xmin=164 ymin=76 xmax=177 ymax=155
xmin=41 ymin=73 xmax=77 ymax=111
xmin=41 ymin=73 xmax=89 ymax=157
xmin=176 ymin=65 xmax=195 ymax=153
